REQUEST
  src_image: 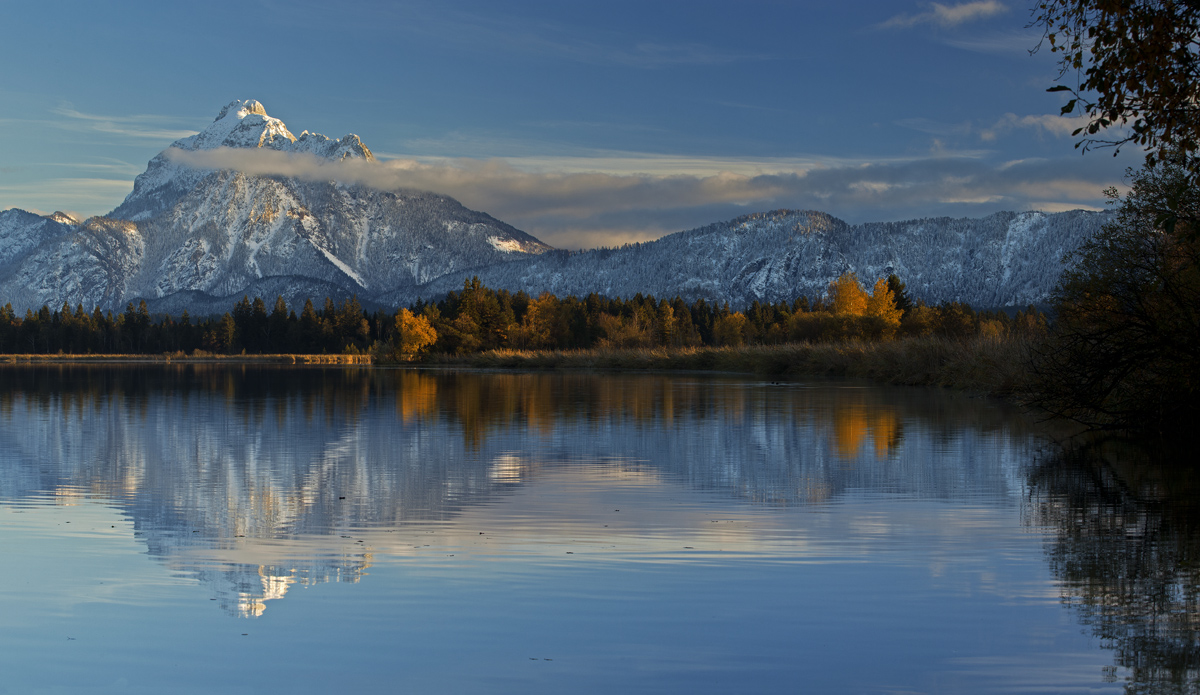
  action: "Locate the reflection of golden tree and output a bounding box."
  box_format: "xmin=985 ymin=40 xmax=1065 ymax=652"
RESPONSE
xmin=832 ymin=405 xmax=869 ymax=458
xmin=520 ymin=374 xmax=557 ymax=437
xmin=829 ymin=397 xmax=902 ymax=460
xmin=394 ymin=372 xmax=438 ymax=423
xmin=0 ymin=364 xmax=936 ymax=467
xmin=870 ymin=408 xmax=901 ymax=458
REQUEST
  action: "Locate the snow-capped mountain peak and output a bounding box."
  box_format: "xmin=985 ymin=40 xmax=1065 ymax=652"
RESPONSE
xmin=6 ymin=100 xmax=550 ymax=313
xmin=45 ymin=211 xmax=81 ymax=226
xmin=112 ymin=99 xmax=382 ymax=221
xmin=216 ymin=98 xmax=267 ymax=120
xmin=177 ymin=99 xmax=297 ymax=152
xmin=0 ymin=99 xmax=1104 ymax=317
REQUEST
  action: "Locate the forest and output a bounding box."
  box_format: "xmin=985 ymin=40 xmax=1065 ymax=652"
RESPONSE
xmin=0 ymin=273 xmax=1046 ymax=359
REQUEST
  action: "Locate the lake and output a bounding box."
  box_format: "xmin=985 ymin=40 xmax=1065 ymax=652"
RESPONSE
xmin=0 ymin=365 xmax=1195 ymax=694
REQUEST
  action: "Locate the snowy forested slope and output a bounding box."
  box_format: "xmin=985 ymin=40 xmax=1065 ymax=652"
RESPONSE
xmin=386 ymin=208 xmax=1106 ymax=309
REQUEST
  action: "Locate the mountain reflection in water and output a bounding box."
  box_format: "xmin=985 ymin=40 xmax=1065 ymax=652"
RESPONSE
xmin=0 ymin=365 xmax=1029 ymax=618
xmin=2 ymin=365 xmax=1198 ymax=693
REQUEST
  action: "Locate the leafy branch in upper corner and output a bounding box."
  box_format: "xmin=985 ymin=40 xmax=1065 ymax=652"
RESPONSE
xmin=1032 ymin=1 xmax=1200 ymax=185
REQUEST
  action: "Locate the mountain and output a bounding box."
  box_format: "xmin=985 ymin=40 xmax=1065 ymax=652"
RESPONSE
xmin=386 ymin=208 xmax=1109 ymax=309
xmin=0 ymin=99 xmax=551 ymax=314
xmin=0 ymin=100 xmax=1108 ymax=315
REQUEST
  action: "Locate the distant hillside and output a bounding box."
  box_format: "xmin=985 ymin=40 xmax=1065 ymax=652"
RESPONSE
xmin=384 ymin=208 xmax=1108 ymax=309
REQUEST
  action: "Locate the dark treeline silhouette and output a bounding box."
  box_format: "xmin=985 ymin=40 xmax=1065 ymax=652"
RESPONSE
xmin=0 ymin=274 xmax=1048 ymax=356
xmin=0 ymin=295 xmax=375 ymax=356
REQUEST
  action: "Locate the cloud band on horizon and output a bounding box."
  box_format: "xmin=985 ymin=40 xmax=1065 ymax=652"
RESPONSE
xmin=165 ymin=146 xmax=1121 ymax=249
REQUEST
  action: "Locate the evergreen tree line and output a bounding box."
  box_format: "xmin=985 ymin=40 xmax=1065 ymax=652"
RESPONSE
xmin=0 ymin=273 xmax=1047 ymax=357
xmin=0 ymin=296 xmax=374 ymax=356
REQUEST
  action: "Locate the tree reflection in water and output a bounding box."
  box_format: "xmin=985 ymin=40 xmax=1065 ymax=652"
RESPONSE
xmin=1027 ymin=440 xmax=1200 ymax=694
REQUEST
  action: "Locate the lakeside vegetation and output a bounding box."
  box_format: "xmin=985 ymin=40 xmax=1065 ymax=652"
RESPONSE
xmin=0 ymin=353 xmax=371 ymax=364
xmin=0 ymin=273 xmax=1045 ymax=358
xmin=0 ymin=334 xmax=1033 ymax=398
xmin=428 ymin=335 xmax=1035 ymax=394
xmin=0 ymin=273 xmax=1046 ymax=395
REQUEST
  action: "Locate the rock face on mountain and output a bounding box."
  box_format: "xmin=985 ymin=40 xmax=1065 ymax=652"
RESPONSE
xmin=388 ymin=208 xmax=1108 ymax=310
xmin=0 ymin=100 xmax=551 ymax=314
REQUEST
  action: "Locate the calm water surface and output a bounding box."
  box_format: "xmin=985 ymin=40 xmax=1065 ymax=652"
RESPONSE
xmin=0 ymin=366 xmax=1195 ymax=693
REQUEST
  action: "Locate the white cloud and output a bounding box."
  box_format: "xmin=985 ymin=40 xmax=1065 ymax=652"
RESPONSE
xmin=164 ymin=146 xmax=1124 ymax=249
xmin=880 ymin=1 xmax=1007 ymax=29
xmin=41 ymin=159 xmax=144 ymax=176
xmin=980 ymin=113 xmax=1086 ymax=141
xmin=1027 ymin=200 xmax=1107 ymax=213
xmin=166 ymin=148 xmax=790 ymax=221
xmin=5 ymin=144 xmax=1126 ymax=249
xmin=51 ymin=105 xmax=199 ymax=141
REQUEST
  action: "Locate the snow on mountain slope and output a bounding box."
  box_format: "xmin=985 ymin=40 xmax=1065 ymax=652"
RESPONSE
xmin=0 ymin=215 xmax=143 ymax=313
xmin=386 ymin=209 xmax=1108 ymax=309
xmin=0 ymin=209 xmax=77 ymax=268
xmin=0 ymin=100 xmax=551 ymax=313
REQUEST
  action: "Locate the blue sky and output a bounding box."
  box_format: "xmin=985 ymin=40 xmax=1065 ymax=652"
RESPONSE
xmin=0 ymin=0 xmax=1136 ymax=248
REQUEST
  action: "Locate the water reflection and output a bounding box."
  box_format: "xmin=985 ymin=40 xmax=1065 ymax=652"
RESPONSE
xmin=1027 ymin=440 xmax=1200 ymax=694
xmin=0 ymin=365 xmax=1038 ymax=619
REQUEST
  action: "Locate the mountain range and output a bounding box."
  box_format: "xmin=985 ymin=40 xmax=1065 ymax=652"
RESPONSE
xmin=0 ymin=100 xmax=1108 ymax=315
xmin=384 ymin=207 xmax=1105 ymax=310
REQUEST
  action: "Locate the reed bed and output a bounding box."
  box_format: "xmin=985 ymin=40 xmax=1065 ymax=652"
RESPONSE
xmin=427 ymin=335 xmax=1035 ymax=396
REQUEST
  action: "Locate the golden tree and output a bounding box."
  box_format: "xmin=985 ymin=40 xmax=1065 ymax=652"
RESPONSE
xmin=392 ymin=308 xmax=437 ymax=359
xmin=828 ymin=273 xmax=868 ymax=316
xmin=865 ymin=278 xmax=902 ymax=327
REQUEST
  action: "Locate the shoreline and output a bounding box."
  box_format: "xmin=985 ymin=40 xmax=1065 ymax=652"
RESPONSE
xmin=0 ymin=336 xmax=1033 ymax=395
xmin=0 ymin=353 xmax=373 ymax=365
xmin=1 ymin=340 xmax=1117 ymax=448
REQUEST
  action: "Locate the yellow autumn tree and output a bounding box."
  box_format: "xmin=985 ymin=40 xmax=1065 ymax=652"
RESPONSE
xmin=523 ymin=292 xmax=560 ymax=349
xmin=392 ymin=308 xmax=437 ymax=359
xmin=865 ymin=278 xmax=902 ymax=328
xmin=828 ymin=273 xmax=868 ymax=316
